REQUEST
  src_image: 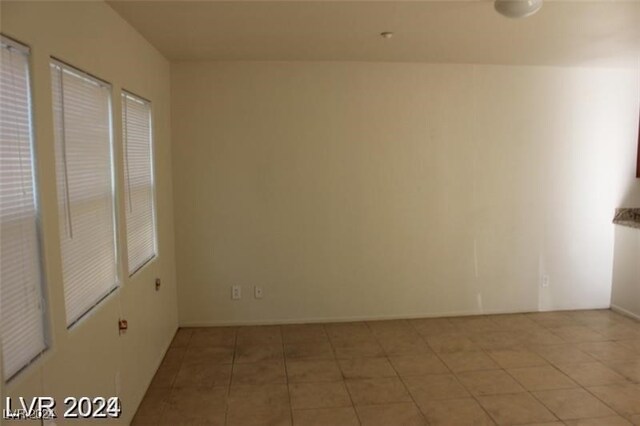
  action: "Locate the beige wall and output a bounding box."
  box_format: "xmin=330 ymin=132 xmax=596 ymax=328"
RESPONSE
xmin=172 ymin=61 xmax=640 ymax=326
xmin=1 ymin=2 xmax=177 ymax=424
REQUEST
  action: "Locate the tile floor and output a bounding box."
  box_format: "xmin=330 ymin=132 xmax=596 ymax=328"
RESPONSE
xmin=132 ymin=310 xmax=640 ymax=425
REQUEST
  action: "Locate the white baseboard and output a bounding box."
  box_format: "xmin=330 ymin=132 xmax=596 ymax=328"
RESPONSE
xmin=179 ymin=305 xmax=611 ymax=327
xmin=611 ymin=304 xmax=640 ymax=321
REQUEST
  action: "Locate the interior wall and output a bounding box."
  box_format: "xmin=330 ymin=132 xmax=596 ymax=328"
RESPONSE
xmin=612 ymin=225 xmax=640 ymax=319
xmin=1 ymin=2 xmax=177 ymax=424
xmin=172 ymin=61 xmax=640 ymax=326
xmin=611 ymin=101 xmax=640 ymax=319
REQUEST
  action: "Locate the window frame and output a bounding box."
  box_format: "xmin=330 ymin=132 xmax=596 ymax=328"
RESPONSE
xmin=636 ymin=113 xmax=639 ymax=179
xmin=121 ymin=90 xmax=158 ymax=277
xmin=0 ymin=34 xmax=50 ymax=382
xmin=49 ymin=57 xmax=120 ymax=329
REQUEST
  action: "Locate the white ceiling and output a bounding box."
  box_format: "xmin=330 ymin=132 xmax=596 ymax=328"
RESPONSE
xmin=108 ymin=1 xmax=640 ymax=66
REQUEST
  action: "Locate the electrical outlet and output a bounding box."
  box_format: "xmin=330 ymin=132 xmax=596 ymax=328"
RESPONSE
xmin=232 ymin=285 xmax=241 ymax=300
xmin=541 ymin=275 xmax=550 ymax=288
xmin=254 ymin=286 xmax=263 ymax=299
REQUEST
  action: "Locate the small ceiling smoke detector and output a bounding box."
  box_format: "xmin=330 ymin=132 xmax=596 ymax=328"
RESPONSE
xmin=380 ymin=32 xmax=394 ymax=39
xmin=494 ymin=0 xmax=543 ymax=18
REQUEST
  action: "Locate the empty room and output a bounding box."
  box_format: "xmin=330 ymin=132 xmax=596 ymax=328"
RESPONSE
xmin=1 ymin=0 xmax=640 ymax=424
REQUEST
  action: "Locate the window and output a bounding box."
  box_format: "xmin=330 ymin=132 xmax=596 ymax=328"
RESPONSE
xmin=50 ymin=60 xmax=118 ymax=327
xmin=0 ymin=36 xmax=48 ymax=380
xmin=636 ymin=114 xmax=639 ymax=178
xmin=122 ymin=92 xmax=156 ymax=275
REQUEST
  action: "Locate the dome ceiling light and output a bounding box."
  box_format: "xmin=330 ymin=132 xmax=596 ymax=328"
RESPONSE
xmin=495 ymin=0 xmax=543 ymax=18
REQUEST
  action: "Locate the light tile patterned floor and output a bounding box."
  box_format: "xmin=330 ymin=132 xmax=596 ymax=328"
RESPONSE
xmin=132 ymin=309 xmax=640 ymax=425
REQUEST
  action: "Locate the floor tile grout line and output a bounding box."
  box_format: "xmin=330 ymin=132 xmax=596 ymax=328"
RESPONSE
xmin=433 ymin=366 xmax=499 ymax=424
xmin=387 ymin=364 xmax=434 ymax=425
xmin=493 ymin=328 xmax=591 ymax=424
xmin=499 ymin=332 xmax=625 ymax=423
xmin=501 ymin=361 xmax=580 ymax=393
xmin=366 ymin=320 xmax=431 ymax=425
xmin=526 ymin=384 xmax=576 ymax=423
xmin=278 ymin=325 xmax=296 ymax=426
xmin=324 ymin=322 xmax=362 ymax=426
xmin=408 ymin=319 xmax=533 ymax=426
xmin=224 ymin=326 xmax=239 ymax=426
xmin=424 ymin=321 xmax=504 ymax=425
xmin=581 ymin=381 xmax=639 ymax=421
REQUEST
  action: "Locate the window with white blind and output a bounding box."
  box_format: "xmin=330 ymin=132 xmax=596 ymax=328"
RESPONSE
xmin=0 ymin=36 xmax=48 ymax=380
xmin=50 ymin=60 xmax=118 ymax=327
xmin=122 ymin=92 xmax=156 ymax=275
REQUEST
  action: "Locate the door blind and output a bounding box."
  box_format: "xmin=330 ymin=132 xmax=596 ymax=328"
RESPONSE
xmin=0 ymin=36 xmax=47 ymax=380
xmin=122 ymin=92 xmax=156 ymax=275
xmin=50 ymin=60 xmax=118 ymax=327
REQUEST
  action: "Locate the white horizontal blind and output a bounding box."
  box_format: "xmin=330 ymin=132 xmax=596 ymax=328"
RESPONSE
xmin=122 ymin=92 xmax=156 ymax=275
xmin=50 ymin=60 xmax=118 ymax=327
xmin=0 ymin=36 xmax=47 ymax=380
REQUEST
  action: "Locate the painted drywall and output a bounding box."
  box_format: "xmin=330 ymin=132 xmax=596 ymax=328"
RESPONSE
xmin=612 ymin=225 xmax=640 ymax=319
xmin=1 ymin=2 xmax=177 ymax=424
xmin=109 ymin=0 xmax=640 ymax=67
xmin=171 ymin=61 xmax=640 ymax=326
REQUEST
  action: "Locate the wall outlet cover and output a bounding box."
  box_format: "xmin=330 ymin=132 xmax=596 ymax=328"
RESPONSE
xmin=232 ymin=285 xmax=241 ymax=300
xmin=541 ymin=275 xmax=550 ymax=288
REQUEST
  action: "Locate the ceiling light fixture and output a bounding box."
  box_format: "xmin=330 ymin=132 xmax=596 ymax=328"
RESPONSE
xmin=380 ymin=32 xmax=394 ymax=39
xmin=494 ymin=0 xmax=543 ymax=18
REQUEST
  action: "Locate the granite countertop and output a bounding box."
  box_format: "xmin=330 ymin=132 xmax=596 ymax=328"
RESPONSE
xmin=613 ymin=208 xmax=640 ymax=230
